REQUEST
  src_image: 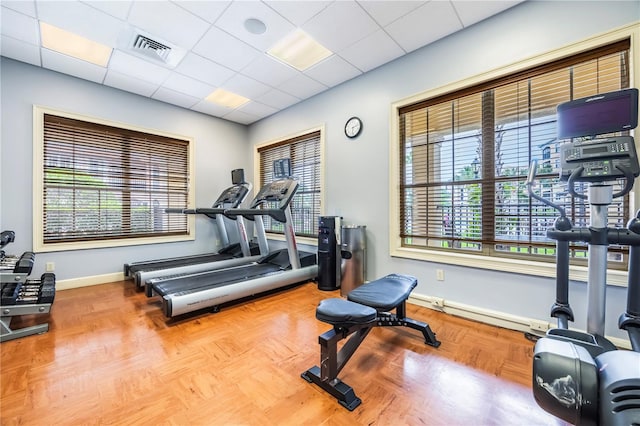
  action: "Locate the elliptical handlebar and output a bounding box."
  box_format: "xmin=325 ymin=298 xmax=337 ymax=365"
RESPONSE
xmin=566 ymin=163 xmax=637 ymax=200
xmin=611 ymin=164 xmax=637 ymax=198
xmin=566 ymin=166 xmax=587 ymax=200
xmin=526 ymin=160 xmax=566 ymax=218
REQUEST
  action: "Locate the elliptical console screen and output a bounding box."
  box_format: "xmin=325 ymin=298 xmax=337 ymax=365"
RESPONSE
xmin=557 ymin=88 xmax=638 ymax=139
xmin=560 ymin=136 xmax=640 ymax=182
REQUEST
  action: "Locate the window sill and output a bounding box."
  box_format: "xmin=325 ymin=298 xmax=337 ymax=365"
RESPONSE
xmin=34 ymin=234 xmax=194 ymax=253
xmin=390 ymin=246 xmax=629 ymax=287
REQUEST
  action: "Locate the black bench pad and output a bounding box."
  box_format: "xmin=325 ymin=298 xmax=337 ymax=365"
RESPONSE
xmin=316 ymin=298 xmax=376 ymax=326
xmin=347 ymin=273 xmax=417 ymax=311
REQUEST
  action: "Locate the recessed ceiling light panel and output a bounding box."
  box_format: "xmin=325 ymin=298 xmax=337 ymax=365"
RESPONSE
xmin=205 ymin=88 xmax=250 ymax=109
xmin=267 ymin=29 xmax=332 ymax=71
xmin=40 ymin=22 xmax=112 ymax=67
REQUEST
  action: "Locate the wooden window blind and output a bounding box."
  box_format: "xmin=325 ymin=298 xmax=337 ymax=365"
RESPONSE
xmin=42 ymin=114 xmax=190 ymax=244
xmin=398 ymin=39 xmax=632 ymax=268
xmin=258 ymin=131 xmax=321 ymax=237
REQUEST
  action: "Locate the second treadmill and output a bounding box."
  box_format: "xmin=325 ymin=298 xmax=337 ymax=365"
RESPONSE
xmin=124 ymin=169 xmax=266 ymax=289
xmin=147 ymin=177 xmax=317 ymax=318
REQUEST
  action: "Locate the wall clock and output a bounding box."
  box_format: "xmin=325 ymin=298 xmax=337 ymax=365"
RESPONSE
xmin=344 ymin=116 xmax=362 ymax=139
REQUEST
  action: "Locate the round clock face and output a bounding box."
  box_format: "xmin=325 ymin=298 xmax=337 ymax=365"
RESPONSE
xmin=345 ymin=117 xmax=362 ymax=138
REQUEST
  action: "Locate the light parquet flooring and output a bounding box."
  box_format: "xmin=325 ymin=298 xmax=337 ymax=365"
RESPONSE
xmin=0 ymin=280 xmax=567 ymax=425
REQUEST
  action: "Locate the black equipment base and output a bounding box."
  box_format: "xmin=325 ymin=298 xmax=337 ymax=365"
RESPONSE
xmin=301 ymin=366 xmax=362 ymax=411
xmin=301 ymin=274 xmax=440 ymax=410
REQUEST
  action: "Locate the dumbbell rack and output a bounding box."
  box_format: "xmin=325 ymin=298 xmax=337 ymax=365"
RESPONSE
xmin=1 ymin=252 xmax=56 ymax=343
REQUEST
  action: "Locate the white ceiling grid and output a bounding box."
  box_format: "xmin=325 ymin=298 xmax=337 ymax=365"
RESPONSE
xmin=0 ymin=0 xmax=522 ymax=124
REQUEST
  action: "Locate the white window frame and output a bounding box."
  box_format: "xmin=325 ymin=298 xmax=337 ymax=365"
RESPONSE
xmin=389 ymin=24 xmax=639 ymax=287
xmin=254 ymin=125 xmax=325 ymax=246
xmin=32 ymin=105 xmax=195 ymax=252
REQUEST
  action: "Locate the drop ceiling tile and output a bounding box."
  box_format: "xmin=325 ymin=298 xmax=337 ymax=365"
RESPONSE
xmin=109 ymin=50 xmax=171 ymax=85
xmin=241 ymin=54 xmax=298 ymax=87
xmin=385 ymin=1 xmax=462 ymax=53
xmin=36 ymin=0 xmax=126 ymax=46
xmin=0 ymin=0 xmax=524 ymax=125
xmin=223 ymin=109 xmax=259 ymax=125
xmin=357 ymin=1 xmax=426 ymax=27
xmin=152 ymin=86 xmax=199 ymax=109
xmin=221 ymin=74 xmax=270 ymax=99
xmin=1 ymin=6 xmax=39 ymax=45
xmin=162 ymin=72 xmax=215 ymax=98
xmin=104 ymin=69 xmax=159 ymax=97
xmin=174 ymin=53 xmax=235 ymax=87
xmin=193 ymin=26 xmax=261 ymax=71
xmin=452 ymin=1 xmax=524 ymax=27
xmin=339 ymin=29 xmax=404 ymax=73
xmin=190 ymin=99 xmax=232 ymax=117
xmin=264 ymin=1 xmax=331 ymax=26
xmin=1 ymin=1 xmax=36 ymax=17
xmin=214 ymin=1 xmax=295 ymax=51
xmin=173 ymin=0 xmax=230 ymax=24
xmin=41 ymin=48 xmax=107 ymax=84
xmin=255 ymin=88 xmax=300 ymax=110
xmin=277 ymin=73 xmax=326 ymax=100
xmin=304 ymin=55 xmax=361 ymax=87
xmin=1 ymin=35 xmax=41 ymax=66
xmin=238 ymin=101 xmax=278 ymax=119
xmin=127 ymin=1 xmax=210 ymax=49
xmin=302 ymin=1 xmax=379 ymax=52
xmin=81 ymin=1 xmax=132 ymax=20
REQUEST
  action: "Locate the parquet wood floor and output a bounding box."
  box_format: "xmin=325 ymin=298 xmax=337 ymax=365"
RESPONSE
xmin=0 ymin=280 xmax=567 ymax=425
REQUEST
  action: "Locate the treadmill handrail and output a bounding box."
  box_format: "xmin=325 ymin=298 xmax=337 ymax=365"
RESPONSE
xmin=224 ymin=207 xmax=287 ymax=223
xmin=165 ymin=208 xmax=198 ymax=214
xmin=164 ymin=182 xmax=252 ymax=215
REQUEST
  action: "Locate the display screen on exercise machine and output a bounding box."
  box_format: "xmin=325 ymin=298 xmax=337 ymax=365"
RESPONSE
xmin=557 ymin=88 xmax=638 ymax=139
xmin=273 ymin=158 xmax=291 ymax=178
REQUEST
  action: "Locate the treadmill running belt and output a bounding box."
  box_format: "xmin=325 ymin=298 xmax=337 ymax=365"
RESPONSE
xmin=151 ymin=263 xmax=283 ymax=297
xmin=128 ymin=253 xmax=234 ymax=275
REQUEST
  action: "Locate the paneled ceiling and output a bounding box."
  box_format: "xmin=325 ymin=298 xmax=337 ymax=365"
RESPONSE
xmin=1 ymin=0 xmax=522 ymax=124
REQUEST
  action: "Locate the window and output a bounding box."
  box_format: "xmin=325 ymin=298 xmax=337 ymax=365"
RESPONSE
xmin=257 ymin=128 xmax=323 ymax=238
xmin=396 ymin=39 xmax=632 ymax=271
xmin=34 ymin=108 xmax=193 ymax=251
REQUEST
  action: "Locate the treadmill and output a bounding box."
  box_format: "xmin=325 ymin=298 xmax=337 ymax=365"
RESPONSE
xmin=147 ymin=177 xmax=317 ymax=318
xmin=124 ymin=169 xmax=267 ymax=289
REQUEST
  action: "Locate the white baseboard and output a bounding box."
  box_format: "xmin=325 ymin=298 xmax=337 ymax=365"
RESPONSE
xmin=56 ymin=272 xmax=125 ymax=291
xmin=409 ymin=292 xmax=632 ymax=350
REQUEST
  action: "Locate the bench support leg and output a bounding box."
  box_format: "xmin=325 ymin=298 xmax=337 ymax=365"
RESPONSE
xmin=375 ymin=301 xmax=441 ymax=347
xmin=301 ymin=324 xmax=372 ymax=411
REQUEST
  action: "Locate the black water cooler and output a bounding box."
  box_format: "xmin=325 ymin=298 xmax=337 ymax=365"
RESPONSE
xmin=317 ymin=216 xmax=341 ymax=291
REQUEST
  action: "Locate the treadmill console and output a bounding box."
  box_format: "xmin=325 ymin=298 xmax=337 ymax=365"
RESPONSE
xmin=251 ymin=178 xmax=299 ymax=208
xmin=213 ymin=184 xmax=249 ymax=207
xmin=560 ymin=136 xmax=640 ymax=182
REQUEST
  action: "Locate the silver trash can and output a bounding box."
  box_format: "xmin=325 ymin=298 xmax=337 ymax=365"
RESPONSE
xmin=340 ymin=225 xmax=366 ymax=296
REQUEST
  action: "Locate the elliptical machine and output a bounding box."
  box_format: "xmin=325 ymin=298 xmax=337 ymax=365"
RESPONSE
xmin=527 ymin=88 xmax=640 ymax=425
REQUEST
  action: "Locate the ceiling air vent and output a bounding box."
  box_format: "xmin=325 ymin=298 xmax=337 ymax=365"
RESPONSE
xmin=131 ymin=34 xmax=172 ymax=63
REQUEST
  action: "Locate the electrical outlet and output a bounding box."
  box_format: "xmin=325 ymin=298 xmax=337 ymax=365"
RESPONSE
xmin=432 ymin=297 xmax=445 ymax=308
xmin=436 ymin=269 xmax=445 ymax=281
xmin=46 ymin=262 xmax=55 ymax=272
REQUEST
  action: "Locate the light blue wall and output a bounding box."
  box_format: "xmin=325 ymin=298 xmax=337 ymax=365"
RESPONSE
xmin=247 ymin=1 xmax=640 ymax=340
xmin=0 ymin=58 xmax=251 ymax=281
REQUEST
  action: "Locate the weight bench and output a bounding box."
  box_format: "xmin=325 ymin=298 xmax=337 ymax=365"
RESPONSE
xmin=301 ymin=273 xmax=441 ymax=410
